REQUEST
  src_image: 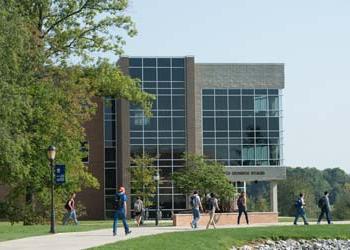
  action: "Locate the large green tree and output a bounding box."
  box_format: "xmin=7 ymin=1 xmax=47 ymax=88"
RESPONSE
xmin=172 ymin=154 xmax=235 ymax=209
xmin=129 ymin=154 xmax=157 ymax=208
xmin=0 ymin=0 xmax=154 ymax=223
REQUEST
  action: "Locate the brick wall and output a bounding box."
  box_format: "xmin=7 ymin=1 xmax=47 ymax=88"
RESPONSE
xmin=173 ymin=212 xmax=278 ymax=226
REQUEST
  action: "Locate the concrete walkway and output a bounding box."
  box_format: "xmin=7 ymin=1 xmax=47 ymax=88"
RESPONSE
xmin=0 ymin=221 xmax=349 ymax=250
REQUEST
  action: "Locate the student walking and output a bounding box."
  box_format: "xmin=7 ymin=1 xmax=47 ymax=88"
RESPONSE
xmin=62 ymin=193 xmax=79 ymax=225
xmin=237 ymin=191 xmax=249 ymax=225
xmin=206 ymin=193 xmax=220 ymax=229
xmin=190 ymin=191 xmax=203 ymax=229
xmin=293 ymin=193 xmax=309 ymax=225
xmin=317 ymin=191 xmax=332 ymax=224
xmin=113 ymin=186 xmax=132 ymax=236
xmin=134 ymin=196 xmax=144 ymax=227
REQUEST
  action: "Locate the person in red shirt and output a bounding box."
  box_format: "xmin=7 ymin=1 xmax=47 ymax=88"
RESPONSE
xmin=63 ymin=193 xmax=79 ymax=225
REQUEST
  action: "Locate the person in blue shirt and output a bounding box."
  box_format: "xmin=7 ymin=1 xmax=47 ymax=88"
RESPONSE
xmin=113 ymin=186 xmax=131 ymax=236
xmin=293 ymin=193 xmax=309 ymax=225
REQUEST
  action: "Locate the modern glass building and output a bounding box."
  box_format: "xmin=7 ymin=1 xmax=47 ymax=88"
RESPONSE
xmin=80 ymin=56 xmax=286 ymax=219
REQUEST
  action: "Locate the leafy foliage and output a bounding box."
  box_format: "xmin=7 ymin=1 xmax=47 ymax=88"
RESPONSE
xmin=129 ymin=154 xmax=157 ymax=208
xmin=0 ymin=0 xmax=154 ymax=224
xmin=172 ymin=154 xmax=235 ymax=208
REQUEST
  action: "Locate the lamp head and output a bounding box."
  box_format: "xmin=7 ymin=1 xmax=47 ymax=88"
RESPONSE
xmin=47 ymin=145 xmax=56 ymax=161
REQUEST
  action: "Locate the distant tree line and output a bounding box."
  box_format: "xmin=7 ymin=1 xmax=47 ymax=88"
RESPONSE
xmin=247 ymin=167 xmax=350 ymax=219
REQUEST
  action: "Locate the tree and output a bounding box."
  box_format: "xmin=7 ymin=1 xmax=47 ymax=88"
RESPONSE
xmin=333 ymin=183 xmax=350 ymax=220
xmin=129 ymin=154 xmax=157 ymax=208
xmin=172 ymin=154 xmax=235 ymax=209
xmin=0 ymin=0 xmax=155 ymax=224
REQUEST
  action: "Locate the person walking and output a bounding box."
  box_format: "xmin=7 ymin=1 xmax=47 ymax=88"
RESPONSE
xmin=293 ymin=193 xmax=309 ymax=225
xmin=113 ymin=186 xmax=132 ymax=236
xmin=190 ymin=191 xmax=203 ymax=229
xmin=237 ymin=191 xmax=249 ymax=225
xmin=206 ymin=193 xmax=220 ymax=229
xmin=62 ymin=193 xmax=79 ymax=225
xmin=317 ymin=191 xmax=332 ymax=224
xmin=134 ymin=196 xmax=144 ymax=227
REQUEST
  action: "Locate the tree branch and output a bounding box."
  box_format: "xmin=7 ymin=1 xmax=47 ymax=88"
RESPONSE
xmin=42 ymin=0 xmax=90 ymax=38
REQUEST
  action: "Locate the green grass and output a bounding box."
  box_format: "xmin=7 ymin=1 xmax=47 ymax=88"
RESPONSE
xmin=92 ymin=225 xmax=350 ymax=250
xmin=0 ymin=220 xmax=172 ymax=242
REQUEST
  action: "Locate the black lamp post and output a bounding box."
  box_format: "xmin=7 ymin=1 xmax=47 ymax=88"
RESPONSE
xmin=47 ymin=145 xmax=56 ymax=234
xmin=153 ymin=169 xmax=160 ymax=226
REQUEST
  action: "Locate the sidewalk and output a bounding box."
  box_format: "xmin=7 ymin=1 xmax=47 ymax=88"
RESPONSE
xmin=0 ymin=221 xmax=349 ymax=250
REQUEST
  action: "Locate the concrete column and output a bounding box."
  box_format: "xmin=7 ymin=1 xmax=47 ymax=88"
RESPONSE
xmin=270 ymin=181 xmax=278 ymax=213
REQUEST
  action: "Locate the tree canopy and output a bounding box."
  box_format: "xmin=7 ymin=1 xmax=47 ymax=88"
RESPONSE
xmin=172 ymin=154 xmax=235 ymax=206
xmin=0 ymin=0 xmax=154 ymax=223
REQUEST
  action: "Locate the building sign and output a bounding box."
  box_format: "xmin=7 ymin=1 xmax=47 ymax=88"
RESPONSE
xmin=55 ymin=164 xmax=66 ymax=184
xmin=225 ymin=166 xmax=286 ymax=182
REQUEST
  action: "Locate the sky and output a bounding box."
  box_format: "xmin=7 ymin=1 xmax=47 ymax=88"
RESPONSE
xmin=114 ymin=0 xmax=350 ymax=172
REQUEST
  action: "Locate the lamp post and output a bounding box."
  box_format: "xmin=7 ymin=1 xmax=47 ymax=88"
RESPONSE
xmin=47 ymin=145 xmax=56 ymax=234
xmin=153 ymin=169 xmax=160 ymax=226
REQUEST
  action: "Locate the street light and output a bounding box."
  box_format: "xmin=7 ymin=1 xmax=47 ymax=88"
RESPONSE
xmin=47 ymin=145 xmax=56 ymax=234
xmin=153 ymin=169 xmax=160 ymax=226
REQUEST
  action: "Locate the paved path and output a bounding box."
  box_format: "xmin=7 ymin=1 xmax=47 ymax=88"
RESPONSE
xmin=0 ymin=221 xmax=349 ymax=250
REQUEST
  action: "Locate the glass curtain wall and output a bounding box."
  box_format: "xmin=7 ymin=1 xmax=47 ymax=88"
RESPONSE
xmin=129 ymin=57 xmax=187 ymax=218
xmin=202 ymin=88 xmax=283 ymax=166
xmin=103 ymin=98 xmax=117 ymax=218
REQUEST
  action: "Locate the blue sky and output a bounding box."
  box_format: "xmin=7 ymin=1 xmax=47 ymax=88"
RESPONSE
xmin=114 ymin=0 xmax=350 ymax=172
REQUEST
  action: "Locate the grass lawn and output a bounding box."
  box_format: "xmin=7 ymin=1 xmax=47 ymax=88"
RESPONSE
xmin=0 ymin=220 xmax=172 ymax=242
xmin=92 ymin=224 xmax=350 ymax=250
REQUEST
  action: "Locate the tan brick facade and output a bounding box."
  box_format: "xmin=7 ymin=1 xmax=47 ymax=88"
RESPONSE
xmin=173 ymin=212 xmax=278 ymax=226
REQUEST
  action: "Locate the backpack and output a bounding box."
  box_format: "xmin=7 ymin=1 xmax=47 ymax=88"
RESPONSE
xmin=64 ymin=200 xmax=71 ymax=210
xmin=134 ymin=200 xmax=142 ymax=213
xmin=237 ymin=196 xmax=244 ymax=207
xmin=318 ymin=197 xmax=325 ymax=208
xmin=206 ymin=198 xmax=213 ymax=211
xmin=295 ymin=198 xmax=302 ymax=209
xmin=115 ymin=194 xmax=123 ymax=210
xmin=190 ymin=195 xmax=197 ymax=208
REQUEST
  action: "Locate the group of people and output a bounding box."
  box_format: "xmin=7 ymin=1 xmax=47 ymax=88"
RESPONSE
xmin=60 ymin=188 xmax=334 ymax=236
xmin=190 ymin=191 xmax=249 ymax=229
xmin=293 ymin=191 xmax=333 ymax=225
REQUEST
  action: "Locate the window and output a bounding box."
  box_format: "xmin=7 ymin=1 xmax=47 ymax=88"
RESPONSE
xmin=81 ymin=141 xmax=89 ymax=163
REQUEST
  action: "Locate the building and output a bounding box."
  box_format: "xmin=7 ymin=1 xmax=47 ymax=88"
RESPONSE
xmin=80 ymin=56 xmax=286 ymax=219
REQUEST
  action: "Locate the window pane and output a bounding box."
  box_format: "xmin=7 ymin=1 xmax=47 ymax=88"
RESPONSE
xmin=256 ymin=117 xmax=267 ymax=130
xmin=216 ymin=145 xmax=228 ymax=159
xmin=229 ymin=118 xmax=241 ymax=130
xmin=242 ymin=118 xmax=254 ymax=131
xmin=172 ymin=68 xmax=184 ymax=81
xmin=173 ymin=145 xmax=185 ymax=159
xmin=216 ymin=117 xmax=228 ymax=130
xmin=143 ymin=58 xmax=156 ymax=67
xmin=203 ymin=145 xmax=215 ymax=159
xmin=104 ymin=121 xmax=116 ymax=140
xmin=158 ymin=68 xmax=171 ymax=81
xmin=229 ymin=96 xmax=241 ymax=110
xmin=269 ymin=117 xmax=279 ymax=130
xmin=105 ymin=148 xmax=116 ymax=161
xmin=158 ymin=96 xmax=171 ymax=109
xmin=172 ymin=58 xmax=184 ymax=67
xmin=105 ymin=169 xmax=116 ymax=188
xmin=242 ymin=96 xmax=254 ymax=110
xmin=159 ymin=118 xmax=171 ymax=130
xmin=129 ymin=67 xmax=142 ymax=80
xmin=269 ymin=96 xmax=279 ymax=110
xmin=230 ymin=145 xmax=241 ymax=159
xmin=158 ymin=58 xmax=171 ymax=67
xmin=203 ymin=96 xmax=214 ymax=110
xmin=131 ymin=145 xmax=143 ymax=158
xmin=173 ymin=96 xmax=185 ymax=109
xmin=215 ymin=96 xmax=227 ymax=110
xmin=144 ymin=145 xmax=157 ymax=157
xmin=173 ymin=118 xmax=185 ymax=130
xmin=129 ymin=58 xmax=142 ymax=67
xmin=143 ymin=68 xmax=156 ymax=81
xmin=203 ymin=118 xmax=214 ymax=130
